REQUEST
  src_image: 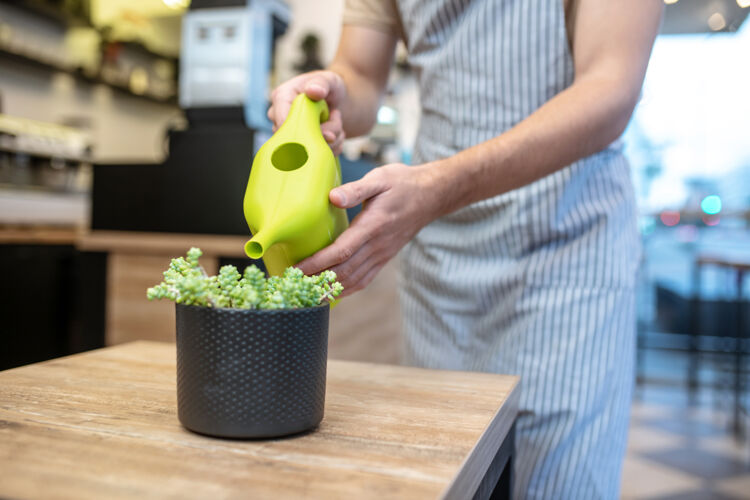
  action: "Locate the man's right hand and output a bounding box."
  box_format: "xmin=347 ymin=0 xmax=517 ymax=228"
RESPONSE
xmin=267 ymin=70 xmax=347 ymax=155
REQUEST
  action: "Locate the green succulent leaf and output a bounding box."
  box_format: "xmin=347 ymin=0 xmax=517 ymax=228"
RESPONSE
xmin=146 ymin=248 xmax=343 ymax=309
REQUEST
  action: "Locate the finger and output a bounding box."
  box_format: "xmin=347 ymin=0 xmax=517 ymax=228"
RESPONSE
xmin=323 ymin=130 xmax=336 ymax=143
xmin=271 ymin=100 xmax=292 ymax=129
xmin=330 ymin=132 xmax=345 ymax=156
xmin=296 ymin=220 xmax=377 ymax=275
xmin=339 ymin=260 xmax=386 ymax=297
xmin=304 ymin=72 xmax=345 ymax=108
xmin=321 ymin=109 xmax=344 ymax=146
xmin=270 ymin=82 xmax=304 ymax=127
xmin=329 ymin=171 xmax=388 ymax=209
xmin=333 ymin=253 xmax=376 ymax=290
xmin=333 ymin=218 xmax=397 ymax=285
xmin=328 ymin=239 xmax=377 ymax=286
xmin=321 ymin=108 xmax=343 ymax=131
xmin=268 ymin=106 xmax=278 ymax=131
xmin=321 ymin=129 xmax=344 ymax=153
xmin=302 ymin=75 xmax=332 ymax=101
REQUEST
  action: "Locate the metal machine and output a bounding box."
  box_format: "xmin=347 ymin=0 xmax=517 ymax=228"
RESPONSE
xmin=92 ymin=0 xmax=290 ymax=236
xmin=180 ymin=0 xmax=290 ymax=130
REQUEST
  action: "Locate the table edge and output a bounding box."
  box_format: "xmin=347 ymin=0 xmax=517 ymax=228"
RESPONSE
xmin=75 ymin=230 xmax=248 ymax=257
xmin=439 ymin=377 xmax=520 ymax=500
xmin=1 ymin=341 xmax=522 ymax=500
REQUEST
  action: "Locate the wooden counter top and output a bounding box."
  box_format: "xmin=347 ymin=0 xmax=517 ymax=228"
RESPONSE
xmin=75 ymin=230 xmax=248 ymax=257
xmin=0 ymin=341 xmax=519 ymax=499
xmin=0 ymin=228 xmax=247 ymax=258
xmin=0 ymin=224 xmax=81 ymax=245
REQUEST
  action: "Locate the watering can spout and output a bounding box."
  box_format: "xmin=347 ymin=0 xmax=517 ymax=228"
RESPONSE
xmin=245 ymin=230 xmax=275 ymax=260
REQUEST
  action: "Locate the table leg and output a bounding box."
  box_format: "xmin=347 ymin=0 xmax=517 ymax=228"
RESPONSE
xmin=492 ymin=448 xmax=513 ymax=500
xmin=732 ymin=271 xmax=746 ymax=438
xmin=473 ymin=422 xmax=515 ymax=500
xmin=688 ymin=261 xmax=702 ymax=404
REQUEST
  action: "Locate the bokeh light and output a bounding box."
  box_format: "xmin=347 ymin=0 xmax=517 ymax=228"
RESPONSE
xmin=702 ymin=214 xmax=720 ymax=226
xmin=660 ymin=210 xmax=680 ymax=226
xmin=700 ymin=195 xmax=722 ymax=215
xmin=639 ymin=216 xmax=657 ymax=236
xmin=377 ymin=106 xmax=397 ymax=124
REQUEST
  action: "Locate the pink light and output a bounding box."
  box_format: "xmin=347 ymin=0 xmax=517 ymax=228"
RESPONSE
xmin=660 ymin=211 xmax=680 ymax=227
xmin=702 ymin=214 xmax=720 ymax=226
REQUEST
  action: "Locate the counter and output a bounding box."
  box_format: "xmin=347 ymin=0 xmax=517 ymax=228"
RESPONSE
xmin=0 ymin=341 xmax=519 ymax=499
xmin=0 ymin=227 xmax=403 ymax=369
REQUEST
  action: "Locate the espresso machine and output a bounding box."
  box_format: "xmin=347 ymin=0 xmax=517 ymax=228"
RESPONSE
xmin=92 ymin=0 xmax=290 ymax=236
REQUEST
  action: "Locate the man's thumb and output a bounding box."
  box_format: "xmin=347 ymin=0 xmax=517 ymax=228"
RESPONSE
xmin=303 ymin=78 xmax=330 ymax=101
xmin=330 ymin=178 xmax=386 ymax=208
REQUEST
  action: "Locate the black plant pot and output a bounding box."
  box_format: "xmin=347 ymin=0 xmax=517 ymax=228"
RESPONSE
xmin=175 ymin=303 xmax=329 ymax=439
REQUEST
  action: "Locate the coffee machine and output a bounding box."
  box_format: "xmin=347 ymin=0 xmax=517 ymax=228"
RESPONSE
xmin=92 ymin=0 xmax=290 ymax=236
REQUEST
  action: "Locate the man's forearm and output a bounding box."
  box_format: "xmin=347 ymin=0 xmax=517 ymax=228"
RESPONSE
xmin=296 ymin=1 xmax=661 ymax=293
xmin=424 ymin=0 xmax=662 ymax=218
xmin=325 ymin=26 xmax=398 ymax=138
xmin=424 ymin=76 xmax=640 ymax=218
xmin=327 ymin=62 xmax=386 ymax=138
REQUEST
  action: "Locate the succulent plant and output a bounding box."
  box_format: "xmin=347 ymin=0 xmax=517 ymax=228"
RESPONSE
xmin=147 ymin=248 xmax=343 ymax=309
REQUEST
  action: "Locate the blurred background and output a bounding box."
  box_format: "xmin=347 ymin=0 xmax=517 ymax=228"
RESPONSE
xmin=0 ymin=0 xmax=748 ymax=497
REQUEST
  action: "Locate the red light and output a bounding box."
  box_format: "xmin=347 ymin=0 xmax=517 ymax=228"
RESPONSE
xmin=660 ymin=211 xmax=680 ymax=227
xmin=702 ymin=214 xmax=720 ymax=226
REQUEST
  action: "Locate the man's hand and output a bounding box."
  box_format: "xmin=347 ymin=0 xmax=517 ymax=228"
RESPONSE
xmin=266 ymin=25 xmax=400 ymax=293
xmin=267 ymin=70 xmax=347 ymax=154
xmin=267 ymin=25 xmax=398 ymax=155
xmin=296 ymin=163 xmax=443 ymax=296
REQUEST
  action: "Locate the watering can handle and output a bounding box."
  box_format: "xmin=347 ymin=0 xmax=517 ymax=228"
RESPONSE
xmin=291 ymin=94 xmax=330 ymax=127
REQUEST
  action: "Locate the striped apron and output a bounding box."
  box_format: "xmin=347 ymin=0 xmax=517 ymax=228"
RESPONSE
xmin=394 ymin=1 xmax=640 ymax=498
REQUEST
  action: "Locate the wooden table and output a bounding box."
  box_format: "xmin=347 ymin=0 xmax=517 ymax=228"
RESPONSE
xmin=0 ymin=341 xmax=519 ymax=499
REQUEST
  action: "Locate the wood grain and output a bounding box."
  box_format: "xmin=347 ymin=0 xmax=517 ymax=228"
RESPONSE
xmin=0 ymin=341 xmax=519 ymax=500
xmin=76 ymin=230 xmax=249 ymax=257
xmin=0 ymin=225 xmax=80 ymax=245
xmin=105 ymin=254 xmax=218 ymax=345
xmin=77 ymin=230 xmax=226 ymax=346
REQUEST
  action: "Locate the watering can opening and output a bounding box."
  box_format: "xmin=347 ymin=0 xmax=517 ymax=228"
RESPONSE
xmin=245 ymin=240 xmax=264 ymax=259
xmin=272 ymin=142 xmax=308 ymax=172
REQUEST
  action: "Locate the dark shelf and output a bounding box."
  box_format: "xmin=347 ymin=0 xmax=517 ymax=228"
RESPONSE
xmin=114 ymin=39 xmax=178 ymax=64
xmin=1 ymin=0 xmax=92 ymax=29
xmin=0 ymin=0 xmax=178 ymax=73
xmin=0 ymin=47 xmax=178 ymax=105
xmin=0 ymin=141 xmax=91 ymax=163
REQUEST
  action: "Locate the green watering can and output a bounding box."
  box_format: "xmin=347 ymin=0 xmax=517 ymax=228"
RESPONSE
xmin=243 ymin=94 xmax=349 ymax=276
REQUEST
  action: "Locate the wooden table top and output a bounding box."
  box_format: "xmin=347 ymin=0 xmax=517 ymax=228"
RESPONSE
xmin=0 ymin=341 xmax=519 ymax=499
xmin=75 ymin=230 xmax=249 ymax=257
xmin=0 ymin=228 xmax=249 ymax=257
xmin=697 ymin=253 xmax=750 ymax=273
xmin=0 ymin=224 xmax=81 ymax=245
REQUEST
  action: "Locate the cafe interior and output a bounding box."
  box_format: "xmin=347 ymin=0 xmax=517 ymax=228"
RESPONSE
xmin=1 ymin=0 xmax=749 ymax=498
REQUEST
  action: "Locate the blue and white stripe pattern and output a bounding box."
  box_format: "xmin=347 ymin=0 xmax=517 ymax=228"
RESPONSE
xmin=393 ymin=1 xmax=640 ymax=498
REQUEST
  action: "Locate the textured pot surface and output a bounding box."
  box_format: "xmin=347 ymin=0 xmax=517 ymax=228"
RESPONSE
xmin=175 ymin=303 xmax=329 ymax=438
